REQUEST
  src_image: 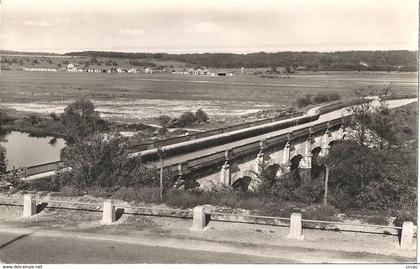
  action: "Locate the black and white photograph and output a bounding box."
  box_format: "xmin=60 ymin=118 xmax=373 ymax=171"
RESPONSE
xmin=0 ymin=0 xmax=418 ymax=266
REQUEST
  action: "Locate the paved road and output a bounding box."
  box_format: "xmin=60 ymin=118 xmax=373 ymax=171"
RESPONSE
xmin=0 ymin=231 xmax=293 ymax=264
xmin=152 ymin=98 xmax=417 ymax=167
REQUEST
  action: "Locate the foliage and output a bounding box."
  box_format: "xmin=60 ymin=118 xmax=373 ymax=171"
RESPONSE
xmin=177 ymin=111 xmax=197 ymax=127
xmin=64 ymin=50 xmax=417 ymax=71
xmin=56 ymin=132 xmax=175 ymax=190
xmin=327 ymin=139 xmax=417 ymax=221
xmin=61 ymin=99 xmax=109 ymax=143
xmin=49 ymin=112 xmax=60 ymax=121
xmin=0 ymin=145 xmax=6 ymax=175
xmin=158 ymin=114 xmax=171 ymax=128
xmin=346 ymin=101 xmax=394 ymax=148
xmin=296 ymin=92 xmax=341 ymax=108
xmin=195 ymin=108 xmax=209 ymax=123
xmin=128 ymin=60 xmax=156 ymax=67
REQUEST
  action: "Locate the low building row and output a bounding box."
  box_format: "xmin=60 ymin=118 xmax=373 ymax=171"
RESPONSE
xmin=172 ymin=68 xmax=235 ymax=76
xmin=21 ymin=64 xmax=151 ymax=74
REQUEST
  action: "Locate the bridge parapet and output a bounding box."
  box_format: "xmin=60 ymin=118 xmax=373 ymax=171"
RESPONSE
xmin=166 ymin=116 xmax=350 ymax=181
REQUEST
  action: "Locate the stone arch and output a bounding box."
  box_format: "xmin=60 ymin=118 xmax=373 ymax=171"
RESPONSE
xmin=229 ymin=164 xmax=242 ymax=185
xmin=266 ymin=164 xmax=280 ymax=179
xmin=290 ymin=154 xmax=303 ymax=171
xmin=231 ymin=176 xmax=252 ymax=191
xmin=311 ymin=147 xmax=322 ymax=160
xmin=311 ymin=147 xmax=323 ymax=179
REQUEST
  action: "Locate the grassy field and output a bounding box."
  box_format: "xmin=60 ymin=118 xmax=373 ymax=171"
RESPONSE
xmin=0 ymin=70 xmax=417 ymax=124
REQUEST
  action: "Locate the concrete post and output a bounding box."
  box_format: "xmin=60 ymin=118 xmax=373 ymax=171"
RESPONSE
xmin=102 ymin=200 xmax=116 ymax=224
xmin=220 ymin=162 xmax=231 ymax=185
xmin=191 ymin=206 xmax=208 ymax=231
xmin=400 ymin=221 xmax=414 ymax=249
xmin=288 ymin=212 xmax=304 ymax=240
xmin=22 ymin=194 xmax=36 ymax=218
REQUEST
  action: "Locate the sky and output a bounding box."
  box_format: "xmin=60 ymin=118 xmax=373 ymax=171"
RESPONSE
xmin=1 ymin=0 xmax=418 ymax=53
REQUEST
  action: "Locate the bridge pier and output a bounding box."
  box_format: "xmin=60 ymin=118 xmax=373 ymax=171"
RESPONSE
xmin=254 ymin=140 xmax=267 ymax=175
xmin=254 ymin=151 xmax=265 ymax=174
xmin=273 ymin=141 xmax=292 ymax=177
xmin=174 ymin=163 xmax=189 ymax=189
xmin=220 ymin=162 xmax=231 ymax=185
xmin=299 ymin=138 xmax=313 ymax=180
xmin=319 ymin=131 xmax=331 ymax=157
xmin=282 ymin=141 xmax=291 ymax=164
xmin=220 ymin=150 xmax=232 ymax=185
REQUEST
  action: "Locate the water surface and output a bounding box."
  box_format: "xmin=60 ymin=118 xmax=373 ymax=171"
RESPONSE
xmin=1 ymin=131 xmax=65 ymax=169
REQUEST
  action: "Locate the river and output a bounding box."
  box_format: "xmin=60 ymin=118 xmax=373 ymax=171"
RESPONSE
xmin=1 ymin=131 xmax=65 ymax=169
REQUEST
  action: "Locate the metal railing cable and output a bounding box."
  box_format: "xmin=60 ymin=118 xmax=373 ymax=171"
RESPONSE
xmin=209 ymin=211 xmax=290 ymax=221
xmin=114 ymin=204 xmax=191 ymax=213
xmin=301 ymin=219 xmax=403 ymax=230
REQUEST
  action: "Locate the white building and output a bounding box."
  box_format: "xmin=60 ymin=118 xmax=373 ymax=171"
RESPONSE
xmin=23 ymin=67 xmax=57 ymax=72
xmin=145 ymin=67 xmax=153 ymax=74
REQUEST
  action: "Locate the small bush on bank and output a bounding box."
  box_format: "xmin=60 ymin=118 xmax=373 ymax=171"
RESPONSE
xmin=296 ymin=92 xmax=342 ymax=108
xmin=393 ymin=207 xmax=417 ymax=227
xmin=158 ymin=115 xmax=171 ymax=128
xmin=49 ymin=112 xmax=60 ymax=121
xmin=195 ymin=108 xmax=209 ymax=123
xmin=177 ymin=112 xmax=197 ymax=127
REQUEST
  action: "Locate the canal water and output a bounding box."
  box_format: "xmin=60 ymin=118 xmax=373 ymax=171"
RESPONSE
xmin=1 ymin=131 xmax=65 ymax=169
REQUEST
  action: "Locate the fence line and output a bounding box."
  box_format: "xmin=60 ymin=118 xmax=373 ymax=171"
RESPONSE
xmin=0 ymin=197 xmax=405 ymax=231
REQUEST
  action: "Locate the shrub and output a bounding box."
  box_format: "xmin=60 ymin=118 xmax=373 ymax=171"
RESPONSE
xmin=195 ymin=108 xmax=209 ymax=123
xmin=393 ymin=207 xmax=417 ymax=227
xmin=26 ymin=114 xmax=42 ymax=125
xmin=158 ymin=115 xmax=171 ymax=128
xmin=49 ymin=112 xmax=60 ymax=121
xmin=177 ymin=111 xmax=197 ymax=127
xmin=58 ymin=132 xmax=176 ymax=189
xmin=296 ymin=92 xmax=341 ymax=108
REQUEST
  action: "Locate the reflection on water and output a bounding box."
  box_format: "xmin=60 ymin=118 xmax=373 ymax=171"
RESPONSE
xmin=1 ymin=131 xmax=65 ymax=169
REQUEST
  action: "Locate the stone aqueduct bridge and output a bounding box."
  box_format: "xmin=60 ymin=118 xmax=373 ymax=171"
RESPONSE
xmin=137 ymin=115 xmax=349 ymax=189
xmin=16 ymin=97 xmax=417 ymax=188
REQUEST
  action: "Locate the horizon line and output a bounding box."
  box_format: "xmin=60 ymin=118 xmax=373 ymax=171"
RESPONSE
xmin=1 ymin=48 xmax=418 ymax=56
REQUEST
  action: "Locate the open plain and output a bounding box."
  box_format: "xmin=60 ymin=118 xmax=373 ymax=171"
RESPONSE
xmin=0 ymin=70 xmax=417 ymax=124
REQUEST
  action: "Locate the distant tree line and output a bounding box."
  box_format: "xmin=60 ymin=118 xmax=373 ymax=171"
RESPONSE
xmin=64 ymin=50 xmax=417 ymax=71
